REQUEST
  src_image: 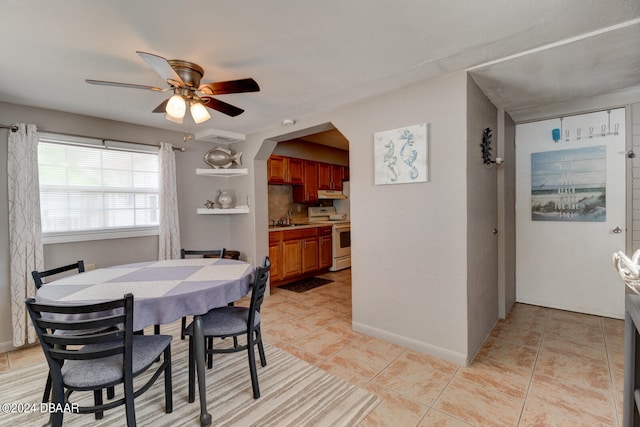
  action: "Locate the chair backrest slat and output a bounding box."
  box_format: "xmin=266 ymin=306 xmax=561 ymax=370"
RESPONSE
xmin=49 ymin=344 xmax=124 ymax=361
xmin=32 ymin=260 xmax=85 ymax=289
xmin=42 ymin=329 xmax=125 ymax=348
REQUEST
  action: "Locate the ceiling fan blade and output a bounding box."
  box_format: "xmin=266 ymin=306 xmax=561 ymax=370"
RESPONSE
xmin=152 ymin=98 xmax=169 ymax=113
xmin=136 ymin=51 xmax=184 ymax=86
xmin=201 ymin=97 xmax=245 ymax=117
xmin=198 ymin=78 xmax=260 ymax=95
xmin=85 ymin=79 xmax=164 ymax=91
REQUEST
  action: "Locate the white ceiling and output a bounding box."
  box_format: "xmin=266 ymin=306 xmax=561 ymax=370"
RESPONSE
xmin=2 ymin=1 xmax=639 ymax=137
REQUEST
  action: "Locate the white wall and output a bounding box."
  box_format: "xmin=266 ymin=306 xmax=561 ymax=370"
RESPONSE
xmin=234 ymin=71 xmax=472 ymax=364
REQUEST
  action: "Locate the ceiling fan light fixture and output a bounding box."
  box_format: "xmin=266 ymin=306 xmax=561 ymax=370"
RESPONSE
xmin=165 ymin=112 xmax=183 ymax=124
xmin=190 ymin=101 xmax=211 ymax=124
xmin=166 ymin=94 xmax=186 ymax=119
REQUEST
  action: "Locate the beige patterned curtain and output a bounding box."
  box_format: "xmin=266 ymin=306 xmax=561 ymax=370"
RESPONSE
xmin=158 ymin=142 xmax=181 ymax=260
xmin=8 ymin=124 xmax=43 ymax=347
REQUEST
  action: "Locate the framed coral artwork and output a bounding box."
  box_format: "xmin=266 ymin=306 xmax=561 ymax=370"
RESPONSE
xmin=374 ymin=123 xmax=428 ymax=185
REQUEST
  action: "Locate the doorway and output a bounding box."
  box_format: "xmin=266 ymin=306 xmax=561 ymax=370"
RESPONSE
xmin=515 ymin=108 xmax=626 ymax=318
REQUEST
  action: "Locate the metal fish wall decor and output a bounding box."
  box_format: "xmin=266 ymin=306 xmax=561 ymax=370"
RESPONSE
xmin=203 ymin=147 xmax=243 ymax=169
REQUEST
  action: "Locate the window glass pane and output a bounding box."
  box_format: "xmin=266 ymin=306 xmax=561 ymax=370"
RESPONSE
xmin=102 ymin=151 xmax=132 ymax=170
xmin=67 ymin=147 xmax=101 ymax=168
xmin=67 ymin=167 xmax=102 ymax=187
xmin=38 ymin=144 xmax=67 ymax=165
xmin=39 ymin=165 xmax=68 ymax=186
xmin=133 ymin=153 xmax=158 ymax=172
xmin=38 ymin=139 xmax=160 ymax=235
xmin=133 ymin=171 xmax=159 ymax=189
xmin=105 ymin=210 xmax=135 ymax=227
xmin=103 ymin=169 xmax=133 ymax=188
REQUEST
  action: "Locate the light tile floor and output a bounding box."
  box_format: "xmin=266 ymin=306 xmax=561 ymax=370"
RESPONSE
xmin=1 ymin=268 xmax=625 ymax=426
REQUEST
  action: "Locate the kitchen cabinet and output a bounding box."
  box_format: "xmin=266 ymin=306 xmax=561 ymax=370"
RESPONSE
xmin=268 ymin=231 xmax=283 ymax=282
xmin=318 ymin=162 xmax=332 ymax=190
xmin=269 ymin=225 xmax=330 ymax=287
xmin=292 ymin=161 xmax=318 ymax=203
xmin=318 ymin=162 xmax=344 ymax=191
xmin=301 ymin=237 xmax=319 ymax=273
xmin=318 ymin=226 xmax=333 ymax=269
xmin=267 ymin=155 xmax=303 ymax=184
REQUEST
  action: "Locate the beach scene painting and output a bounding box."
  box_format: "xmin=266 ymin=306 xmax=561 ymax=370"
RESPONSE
xmin=531 ymin=145 xmax=606 ymax=222
xmin=374 ymin=123 xmax=428 ymax=185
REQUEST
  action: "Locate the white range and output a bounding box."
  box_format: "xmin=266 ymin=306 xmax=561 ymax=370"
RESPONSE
xmin=308 ymin=206 xmax=351 ymax=271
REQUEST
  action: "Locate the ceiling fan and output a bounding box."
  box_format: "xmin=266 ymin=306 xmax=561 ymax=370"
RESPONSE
xmin=86 ymin=51 xmax=260 ymax=124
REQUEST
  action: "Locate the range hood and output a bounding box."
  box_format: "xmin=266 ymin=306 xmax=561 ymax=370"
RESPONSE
xmin=317 ymin=190 xmax=347 ymax=199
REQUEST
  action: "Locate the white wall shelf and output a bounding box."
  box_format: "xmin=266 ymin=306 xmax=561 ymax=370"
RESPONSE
xmin=196 ymin=168 xmax=248 ymax=177
xmin=197 ymin=205 xmax=250 ymax=215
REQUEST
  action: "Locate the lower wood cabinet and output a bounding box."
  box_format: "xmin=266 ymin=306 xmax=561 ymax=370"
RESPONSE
xmin=318 ymin=226 xmax=333 ymax=269
xmin=268 ymin=231 xmax=283 ymax=282
xmin=269 ymin=226 xmax=333 ymax=287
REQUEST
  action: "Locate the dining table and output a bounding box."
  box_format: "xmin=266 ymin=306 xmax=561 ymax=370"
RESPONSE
xmin=35 ymin=257 xmax=255 ymax=427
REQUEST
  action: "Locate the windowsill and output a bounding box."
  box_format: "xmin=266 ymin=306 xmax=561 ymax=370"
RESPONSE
xmin=42 ymin=228 xmax=159 ymax=244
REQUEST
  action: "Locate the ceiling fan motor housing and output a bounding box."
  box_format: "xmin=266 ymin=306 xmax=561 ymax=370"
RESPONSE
xmin=168 ymin=60 xmax=204 ymax=88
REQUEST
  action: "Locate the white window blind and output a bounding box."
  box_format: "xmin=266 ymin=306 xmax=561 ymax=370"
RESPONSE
xmin=37 ymin=134 xmax=160 ymax=241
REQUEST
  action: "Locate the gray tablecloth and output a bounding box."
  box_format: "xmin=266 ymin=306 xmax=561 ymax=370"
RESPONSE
xmin=36 ymin=258 xmax=254 ymax=331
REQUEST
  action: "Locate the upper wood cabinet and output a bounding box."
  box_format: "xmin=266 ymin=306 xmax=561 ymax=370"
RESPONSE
xmin=318 ymin=162 xmax=332 ymax=190
xmin=269 ymin=154 xmax=347 ymax=197
xmin=292 ymin=161 xmax=318 ymax=203
xmin=318 ymin=162 xmax=344 ymax=191
xmin=267 ymin=155 xmax=304 ymax=184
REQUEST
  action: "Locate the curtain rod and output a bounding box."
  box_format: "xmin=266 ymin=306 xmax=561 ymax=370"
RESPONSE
xmin=5 ymin=126 xmax=186 ymax=152
xmin=1 ymin=124 xmax=18 ymax=132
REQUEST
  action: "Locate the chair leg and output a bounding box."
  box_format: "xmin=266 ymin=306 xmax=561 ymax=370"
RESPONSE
xmin=42 ymin=372 xmax=52 ymax=403
xmin=93 ymin=390 xmax=104 ymax=420
xmin=107 ymin=386 xmax=115 ymax=399
xmin=256 ymin=329 xmax=267 ymax=367
xmin=207 ymin=337 xmax=213 ymax=369
xmin=154 ymin=324 xmax=160 ymax=335
xmin=123 ymin=373 xmax=136 ymax=426
xmin=164 ymin=346 xmax=173 ymax=413
xmin=188 ymin=336 xmax=195 ymax=403
xmin=50 ymin=378 xmax=66 ymax=427
xmin=181 ymin=317 xmax=187 ymax=340
xmin=247 ymin=332 xmax=260 ymax=399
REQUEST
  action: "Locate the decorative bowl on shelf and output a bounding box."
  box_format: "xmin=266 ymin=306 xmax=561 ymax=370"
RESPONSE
xmin=216 ymin=189 xmax=236 ymax=209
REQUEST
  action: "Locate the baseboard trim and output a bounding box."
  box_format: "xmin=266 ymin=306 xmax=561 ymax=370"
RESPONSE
xmin=0 ymin=340 xmax=18 ymax=353
xmin=352 ymin=321 xmax=469 ymax=366
xmin=515 ymin=298 xmax=624 ymax=320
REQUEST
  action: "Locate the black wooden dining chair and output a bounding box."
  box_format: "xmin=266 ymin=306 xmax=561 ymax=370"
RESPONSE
xmin=26 ymin=293 xmax=173 ymax=427
xmin=179 ymin=248 xmax=227 ymax=340
xmin=32 ymin=260 xmax=87 ymax=405
xmin=32 ymin=260 xmax=85 ymax=289
xmin=185 ymin=256 xmax=271 ymax=401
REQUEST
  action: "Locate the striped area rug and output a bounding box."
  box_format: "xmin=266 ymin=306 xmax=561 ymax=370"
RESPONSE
xmin=0 ymin=341 xmax=380 ymax=426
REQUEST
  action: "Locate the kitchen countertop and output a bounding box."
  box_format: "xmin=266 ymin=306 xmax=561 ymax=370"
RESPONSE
xmin=268 ymin=221 xmax=349 ymax=231
xmin=268 ymin=223 xmax=323 ymax=231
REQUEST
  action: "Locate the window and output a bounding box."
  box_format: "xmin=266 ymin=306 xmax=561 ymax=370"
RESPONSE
xmin=37 ymin=133 xmax=160 ymax=243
